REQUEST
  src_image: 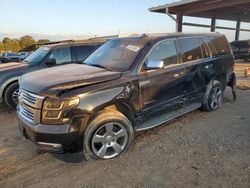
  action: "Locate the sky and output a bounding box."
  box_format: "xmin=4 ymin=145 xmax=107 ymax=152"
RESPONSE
xmin=1 ymin=0 xmax=250 ymax=42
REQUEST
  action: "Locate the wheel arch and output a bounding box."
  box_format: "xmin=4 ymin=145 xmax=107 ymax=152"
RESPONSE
xmin=86 ymin=101 xmax=136 ymax=128
xmin=1 ymin=77 xmax=19 ymax=100
xmin=214 ymin=74 xmax=227 ymax=90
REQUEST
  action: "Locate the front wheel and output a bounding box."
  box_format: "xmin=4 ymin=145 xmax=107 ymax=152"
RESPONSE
xmin=83 ymin=110 xmax=134 ymax=160
xmin=4 ymin=82 xmax=19 ymax=109
xmin=202 ymin=81 xmax=224 ymax=112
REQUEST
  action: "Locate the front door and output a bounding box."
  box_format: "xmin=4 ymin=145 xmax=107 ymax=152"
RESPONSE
xmin=138 ymin=39 xmax=186 ymax=117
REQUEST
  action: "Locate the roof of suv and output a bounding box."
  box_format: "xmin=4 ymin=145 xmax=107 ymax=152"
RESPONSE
xmin=111 ymin=32 xmax=225 ymax=43
xmin=43 ymin=38 xmax=108 ymax=48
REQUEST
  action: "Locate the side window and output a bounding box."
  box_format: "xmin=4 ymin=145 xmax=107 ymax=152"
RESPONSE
xmin=48 ymin=47 xmax=72 ymax=65
xmin=73 ymin=45 xmax=97 ymax=62
xmin=205 ymin=36 xmax=218 ymax=57
xmin=145 ymin=39 xmax=178 ymax=68
xmin=178 ymin=37 xmax=203 ymax=62
xmin=200 ymin=37 xmax=210 ymax=58
xmin=209 ymin=36 xmax=231 ymax=55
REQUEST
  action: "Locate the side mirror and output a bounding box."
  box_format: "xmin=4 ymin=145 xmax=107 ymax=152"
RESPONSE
xmin=146 ymin=60 xmax=164 ymax=70
xmin=45 ymin=58 xmax=56 ymax=67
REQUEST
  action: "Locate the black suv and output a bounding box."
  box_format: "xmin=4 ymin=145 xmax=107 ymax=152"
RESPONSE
xmin=231 ymin=40 xmax=250 ymax=61
xmin=18 ymin=33 xmax=236 ymax=160
xmin=0 ymin=40 xmax=105 ymax=108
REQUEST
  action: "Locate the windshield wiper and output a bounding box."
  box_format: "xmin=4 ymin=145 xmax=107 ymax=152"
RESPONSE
xmin=83 ymin=62 xmax=111 ymax=71
xmin=22 ymin=60 xmax=29 ymax=63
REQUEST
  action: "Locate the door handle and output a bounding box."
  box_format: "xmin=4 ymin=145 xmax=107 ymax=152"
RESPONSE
xmin=174 ymin=72 xmax=184 ymax=78
xmin=174 ymin=73 xmax=180 ymax=78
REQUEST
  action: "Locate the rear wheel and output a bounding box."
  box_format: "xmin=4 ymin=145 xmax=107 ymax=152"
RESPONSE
xmin=4 ymin=82 xmax=19 ymax=109
xmin=202 ymin=81 xmax=224 ymax=112
xmin=83 ymin=110 xmax=134 ymax=160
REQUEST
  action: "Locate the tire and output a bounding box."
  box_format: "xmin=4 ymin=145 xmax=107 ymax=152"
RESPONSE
xmin=83 ymin=110 xmax=134 ymax=160
xmin=4 ymin=82 xmax=19 ymax=109
xmin=202 ymin=80 xmax=224 ymax=112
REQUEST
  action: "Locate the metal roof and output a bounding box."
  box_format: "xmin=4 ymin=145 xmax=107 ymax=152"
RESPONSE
xmin=149 ymin=0 xmax=250 ymax=22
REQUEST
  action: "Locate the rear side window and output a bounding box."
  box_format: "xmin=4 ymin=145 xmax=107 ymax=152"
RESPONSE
xmin=209 ymin=35 xmax=231 ymax=55
xmin=178 ymin=37 xmax=203 ymax=62
xmin=205 ymin=36 xmax=218 ymax=57
xmin=146 ymin=39 xmax=178 ymax=67
xmin=73 ymin=45 xmax=97 ymax=62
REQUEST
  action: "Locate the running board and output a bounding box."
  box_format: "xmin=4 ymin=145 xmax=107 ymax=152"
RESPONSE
xmin=135 ymin=103 xmax=201 ymax=131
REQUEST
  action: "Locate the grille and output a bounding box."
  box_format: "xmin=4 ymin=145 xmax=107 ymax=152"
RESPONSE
xmin=19 ymin=89 xmax=44 ymax=108
xmin=18 ymin=89 xmax=44 ymax=124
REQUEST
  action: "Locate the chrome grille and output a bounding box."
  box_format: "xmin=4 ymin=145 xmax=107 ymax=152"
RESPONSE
xmin=18 ymin=89 xmax=44 ymax=124
xmin=19 ymin=89 xmax=44 ymax=108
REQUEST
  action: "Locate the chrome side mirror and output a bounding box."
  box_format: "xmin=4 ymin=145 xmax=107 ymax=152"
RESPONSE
xmin=146 ymin=60 xmax=164 ymax=70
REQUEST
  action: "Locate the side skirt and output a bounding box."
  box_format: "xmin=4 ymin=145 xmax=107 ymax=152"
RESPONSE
xmin=135 ymin=103 xmax=201 ymax=131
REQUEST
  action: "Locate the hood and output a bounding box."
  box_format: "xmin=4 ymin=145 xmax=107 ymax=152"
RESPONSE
xmin=0 ymin=62 xmax=29 ymax=72
xmin=21 ymin=64 xmax=121 ymax=96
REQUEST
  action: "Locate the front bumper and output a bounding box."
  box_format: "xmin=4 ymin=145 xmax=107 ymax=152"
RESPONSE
xmin=17 ymin=110 xmax=82 ymax=153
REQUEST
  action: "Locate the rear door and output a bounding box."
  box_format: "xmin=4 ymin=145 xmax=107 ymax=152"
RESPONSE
xmin=177 ymin=37 xmax=212 ymax=104
xmin=138 ymin=38 xmax=186 ymax=115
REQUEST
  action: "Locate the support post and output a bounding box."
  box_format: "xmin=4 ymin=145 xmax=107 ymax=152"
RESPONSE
xmin=211 ymin=15 xmax=216 ymax=32
xmin=235 ymin=18 xmax=241 ymax=41
xmin=176 ymin=13 xmax=183 ymax=32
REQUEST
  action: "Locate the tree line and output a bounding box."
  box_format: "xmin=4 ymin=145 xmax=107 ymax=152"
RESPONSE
xmin=0 ymin=35 xmax=50 ymax=52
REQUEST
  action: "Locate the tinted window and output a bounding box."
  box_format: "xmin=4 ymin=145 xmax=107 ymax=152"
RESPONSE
xmin=200 ymin=37 xmax=210 ymax=58
xmin=146 ymin=39 xmax=178 ymax=67
xmin=73 ymin=45 xmax=97 ymax=62
xmin=178 ymin=37 xmax=202 ymax=62
xmin=210 ymin=36 xmax=231 ymax=55
xmin=205 ymin=36 xmax=218 ymax=57
xmin=48 ymin=47 xmax=72 ymax=65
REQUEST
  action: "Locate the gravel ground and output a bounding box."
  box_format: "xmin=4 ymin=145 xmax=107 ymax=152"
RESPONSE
xmin=0 ymin=63 xmax=249 ymax=188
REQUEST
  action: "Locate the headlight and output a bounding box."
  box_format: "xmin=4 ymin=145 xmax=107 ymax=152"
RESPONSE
xmin=42 ymin=97 xmax=79 ymax=125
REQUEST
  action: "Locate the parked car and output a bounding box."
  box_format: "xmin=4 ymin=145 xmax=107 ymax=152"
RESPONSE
xmin=17 ymin=33 xmax=236 ymax=160
xmin=18 ymin=52 xmax=31 ymax=61
xmin=0 ymin=52 xmax=20 ymax=63
xmin=231 ymin=40 xmax=250 ymax=61
xmin=0 ymin=40 xmax=105 ymax=109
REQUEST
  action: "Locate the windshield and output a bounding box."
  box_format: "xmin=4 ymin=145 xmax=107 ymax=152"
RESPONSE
xmin=23 ymin=46 xmax=50 ymax=64
xmin=84 ymin=39 xmax=144 ymax=72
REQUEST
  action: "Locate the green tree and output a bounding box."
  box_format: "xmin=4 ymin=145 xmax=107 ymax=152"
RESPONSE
xmin=19 ymin=35 xmax=35 ymax=50
xmin=2 ymin=38 xmax=20 ymax=52
xmin=0 ymin=42 xmax=4 ymax=51
xmin=2 ymin=37 xmax=11 ymax=44
xmin=37 ymin=39 xmax=50 ymax=44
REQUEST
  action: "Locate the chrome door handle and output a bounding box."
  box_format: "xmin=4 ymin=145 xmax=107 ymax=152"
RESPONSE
xmin=174 ymin=72 xmax=184 ymax=78
xmin=174 ymin=74 xmax=179 ymax=78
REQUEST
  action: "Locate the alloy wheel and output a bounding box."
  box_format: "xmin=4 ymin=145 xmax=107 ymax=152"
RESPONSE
xmin=210 ymin=86 xmax=223 ymax=110
xmin=91 ymin=122 xmax=128 ymax=159
xmin=12 ymin=89 xmax=19 ymax=104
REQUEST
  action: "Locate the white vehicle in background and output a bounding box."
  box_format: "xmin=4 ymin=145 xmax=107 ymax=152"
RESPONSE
xmin=18 ymin=52 xmax=31 ymax=61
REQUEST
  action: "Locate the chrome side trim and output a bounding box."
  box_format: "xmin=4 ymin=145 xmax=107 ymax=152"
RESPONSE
xmin=136 ymin=103 xmax=201 ymax=131
xmin=37 ymin=142 xmax=62 ymax=148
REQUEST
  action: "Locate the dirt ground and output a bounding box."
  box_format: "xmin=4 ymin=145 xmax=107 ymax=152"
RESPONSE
xmin=0 ymin=62 xmax=250 ymax=188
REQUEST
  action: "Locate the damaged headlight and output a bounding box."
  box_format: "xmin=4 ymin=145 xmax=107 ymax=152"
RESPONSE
xmin=42 ymin=97 xmax=79 ymax=125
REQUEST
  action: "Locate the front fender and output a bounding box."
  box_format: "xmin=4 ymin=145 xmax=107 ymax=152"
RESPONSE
xmin=78 ymin=84 xmax=134 ymax=114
